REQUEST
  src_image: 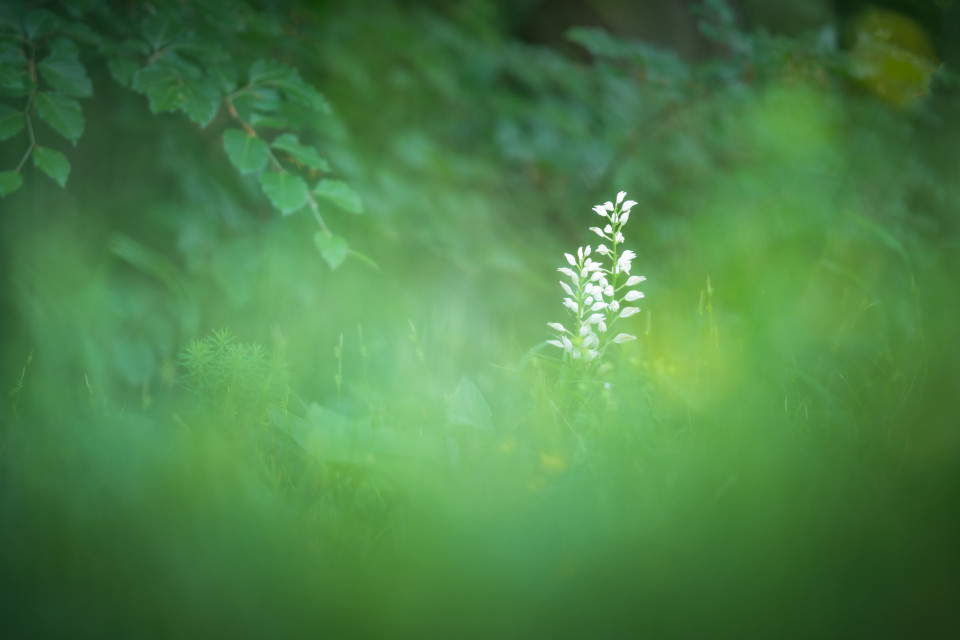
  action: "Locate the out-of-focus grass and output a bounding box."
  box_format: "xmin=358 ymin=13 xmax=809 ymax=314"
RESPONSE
xmin=3 ymin=26 xmax=960 ymax=640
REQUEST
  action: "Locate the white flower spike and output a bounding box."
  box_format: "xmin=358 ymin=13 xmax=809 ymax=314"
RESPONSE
xmin=546 ymin=191 xmax=646 ymax=364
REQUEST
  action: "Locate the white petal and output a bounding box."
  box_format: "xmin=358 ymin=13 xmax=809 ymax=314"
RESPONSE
xmin=563 ymin=298 xmax=579 ymax=313
xmin=547 ymin=322 xmax=567 ymax=333
xmin=558 ymin=267 xmax=578 ymax=281
xmin=615 ymin=232 xmax=624 ymax=244
xmin=590 ymin=271 xmax=604 ymax=282
xmin=613 ymin=333 xmax=636 ymax=343
xmin=579 ymin=325 xmax=591 ymax=337
xmin=622 ymin=200 xmax=637 ymax=211
xmin=565 ymin=253 xmax=577 ymax=266
xmin=604 ymin=224 xmax=613 ymax=234
xmin=577 ymin=246 xmax=584 ymax=262
xmin=604 ymin=285 xmax=614 ymax=297
xmin=590 ymin=301 xmax=608 ymax=311
xmin=585 ymin=350 xmax=599 ymax=361
xmin=619 ymin=211 xmax=630 ymax=224
xmin=593 ymin=205 xmax=608 ymax=217
xmin=625 ymin=275 xmax=645 ymax=286
xmin=589 ymin=226 xmax=605 ymax=238
xmin=596 ymin=244 xmax=610 ymax=255
xmin=624 ymin=290 xmax=644 ymax=301
xmin=620 ymin=307 xmax=640 ymax=318
xmin=616 ymin=191 xmax=626 ymax=204
xmin=561 ymin=335 xmax=574 ymax=351
xmin=546 ymin=339 xmax=564 ymax=349
xmin=604 ymin=201 xmax=614 ymax=211
xmin=584 ymin=296 xmax=594 ymax=306
xmin=584 ymin=245 xmax=591 ymax=257
xmin=559 ymin=280 xmax=574 ymax=296
xmin=597 ymin=320 xmax=607 ymax=333
xmin=609 ymin=300 xmax=619 ymax=312
xmin=583 ymin=333 xmax=599 ymax=349
xmin=586 ymin=313 xmax=605 ymax=324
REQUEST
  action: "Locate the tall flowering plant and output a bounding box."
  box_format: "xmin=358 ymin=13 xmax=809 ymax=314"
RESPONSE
xmin=546 ymin=191 xmax=646 ymax=363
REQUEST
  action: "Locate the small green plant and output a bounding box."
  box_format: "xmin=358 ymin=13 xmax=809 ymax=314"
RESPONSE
xmin=546 ymin=191 xmax=646 ymax=365
xmin=177 ymin=328 xmax=288 ymax=425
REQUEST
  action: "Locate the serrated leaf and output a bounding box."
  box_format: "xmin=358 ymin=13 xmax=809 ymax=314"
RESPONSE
xmin=0 ymin=47 xmax=26 ymax=91
xmin=32 ymin=146 xmax=69 ymax=187
xmin=141 ymin=12 xmax=178 ymax=51
xmin=448 ymin=375 xmax=494 ymax=434
xmin=38 ymin=39 xmax=92 ymax=97
xmin=23 ymin=10 xmax=60 ymax=40
xmin=131 ymin=62 xmax=184 ymax=114
xmin=0 ymin=103 xmax=24 ymax=140
xmin=259 ymin=170 xmax=307 ymax=214
xmin=313 ymin=179 xmax=363 ymax=213
xmin=273 ymin=74 xmax=330 ymax=113
xmin=249 ymin=59 xmax=294 ymax=85
xmin=314 ymin=232 xmax=349 ymax=270
xmin=35 ymin=91 xmax=84 ymax=144
xmin=63 ymin=21 xmax=106 ymax=48
xmin=272 ymin=133 xmax=330 ymax=171
xmin=107 ymin=57 xmax=140 ymax=87
xmin=179 ymin=75 xmax=220 ymax=126
xmin=0 ymin=170 xmax=22 ymax=197
xmin=249 ymin=112 xmax=287 ymax=129
xmin=223 ymin=128 xmax=268 ymax=174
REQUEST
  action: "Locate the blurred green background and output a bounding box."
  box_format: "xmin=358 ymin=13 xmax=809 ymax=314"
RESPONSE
xmin=2 ymin=0 xmax=959 ymax=637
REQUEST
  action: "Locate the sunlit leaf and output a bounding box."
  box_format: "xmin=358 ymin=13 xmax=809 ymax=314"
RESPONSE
xmin=313 ymin=179 xmax=363 ymax=213
xmin=0 ymin=170 xmax=22 ymax=197
xmin=35 ymin=91 xmax=84 ymax=144
xmin=37 ymin=38 xmax=92 ymax=97
xmin=272 ymin=133 xmax=330 ymax=171
xmin=223 ymin=128 xmax=269 ymax=174
xmin=259 ymin=170 xmax=307 ymax=214
xmin=32 ymin=145 xmax=70 ymax=187
xmin=314 ymin=232 xmax=349 ymax=270
xmin=0 ymin=103 xmax=24 ymax=140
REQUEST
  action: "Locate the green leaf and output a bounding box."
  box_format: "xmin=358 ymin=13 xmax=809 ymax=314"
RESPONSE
xmin=38 ymin=38 xmax=92 ymax=98
xmin=314 ymin=232 xmax=349 ymax=270
xmin=107 ymin=57 xmax=140 ymax=87
xmin=23 ymin=10 xmax=60 ymax=40
xmin=249 ymin=113 xmax=287 ymax=129
xmin=179 ymin=75 xmax=220 ymax=126
xmin=272 ymin=133 xmax=330 ymax=171
xmin=222 ymin=128 xmax=269 ymax=174
xmin=32 ymin=146 xmax=70 ymax=187
xmin=140 ymin=12 xmax=179 ymax=51
xmin=313 ymin=179 xmax=363 ymax=213
xmin=448 ymin=375 xmax=494 ymax=434
xmin=35 ymin=91 xmax=84 ymax=144
xmin=274 ymin=74 xmax=330 ymax=113
xmin=131 ymin=62 xmax=184 ymax=114
xmin=259 ymin=170 xmax=307 ymax=214
xmin=0 ymin=103 xmax=24 ymax=140
xmin=249 ymin=59 xmax=295 ymax=85
xmin=0 ymin=170 xmax=22 ymax=197
xmin=0 ymin=65 xmax=25 ymax=92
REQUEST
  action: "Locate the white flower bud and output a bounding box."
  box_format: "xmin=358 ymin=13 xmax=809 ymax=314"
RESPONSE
xmin=613 ymin=333 xmax=636 ymax=344
xmin=596 ymin=244 xmax=610 ymax=255
xmin=620 ymin=307 xmax=640 ymax=318
xmin=547 ymin=322 xmax=566 ymax=333
xmin=563 ymin=298 xmax=579 ymax=313
xmin=624 ymin=290 xmax=644 ymax=302
xmin=565 ymin=253 xmax=576 ymax=266
xmin=625 ymin=275 xmax=645 ymax=286
xmin=616 ymin=191 xmax=626 ymax=204
xmin=559 ymin=280 xmax=574 ymax=296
